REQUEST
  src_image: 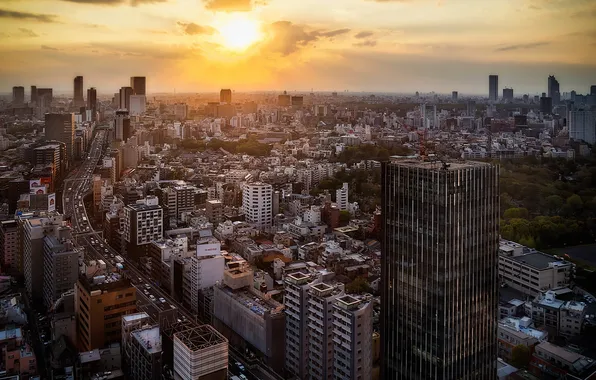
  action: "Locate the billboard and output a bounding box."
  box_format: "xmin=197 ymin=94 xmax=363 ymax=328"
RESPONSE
xmin=48 ymin=193 xmax=56 ymax=212
xmin=196 ymin=242 xmax=221 ymax=258
xmin=29 ymin=179 xmax=41 ymax=190
xmin=30 ymin=185 xmax=47 ymax=195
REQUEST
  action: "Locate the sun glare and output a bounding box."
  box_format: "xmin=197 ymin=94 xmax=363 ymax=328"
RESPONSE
xmin=214 ymin=14 xmax=262 ymax=51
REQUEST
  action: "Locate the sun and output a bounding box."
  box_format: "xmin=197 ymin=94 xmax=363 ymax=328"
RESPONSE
xmin=214 ymin=14 xmax=262 ymax=51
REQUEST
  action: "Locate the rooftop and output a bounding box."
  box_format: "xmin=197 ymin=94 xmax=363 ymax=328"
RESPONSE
xmin=132 ymin=326 xmax=161 ymax=354
xmin=220 ymin=287 xmax=283 ymax=317
xmin=510 ymin=252 xmax=570 ymax=270
xmin=388 ymin=156 xmax=492 ymax=171
xmin=79 ymin=349 xmax=101 ymax=364
xmin=174 ymin=325 xmax=227 ymax=352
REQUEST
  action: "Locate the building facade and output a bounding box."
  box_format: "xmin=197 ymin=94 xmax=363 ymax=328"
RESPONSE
xmin=242 ymin=182 xmax=273 ymax=230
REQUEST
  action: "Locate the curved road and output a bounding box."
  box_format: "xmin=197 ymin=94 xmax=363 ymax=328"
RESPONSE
xmin=62 ymin=129 xmax=282 ymax=380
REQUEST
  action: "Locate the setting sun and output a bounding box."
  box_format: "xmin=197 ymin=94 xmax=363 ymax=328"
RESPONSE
xmin=214 ymin=14 xmax=262 ymax=51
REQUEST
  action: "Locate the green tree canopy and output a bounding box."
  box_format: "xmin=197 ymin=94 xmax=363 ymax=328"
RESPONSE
xmin=511 ymin=344 xmax=531 ymax=369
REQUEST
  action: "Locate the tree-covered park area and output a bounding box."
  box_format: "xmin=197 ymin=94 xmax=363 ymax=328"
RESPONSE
xmin=179 ymin=137 xmax=273 ymax=157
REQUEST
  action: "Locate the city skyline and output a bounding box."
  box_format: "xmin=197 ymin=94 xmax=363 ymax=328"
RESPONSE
xmin=0 ymin=0 xmax=595 ymax=93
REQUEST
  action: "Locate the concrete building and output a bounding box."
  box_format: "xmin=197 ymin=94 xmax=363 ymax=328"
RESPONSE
xmin=0 ymin=220 xmax=18 ymax=271
xmin=87 ymin=87 xmax=97 ymax=120
xmin=569 ymin=109 xmax=596 ymax=145
xmin=332 ymin=295 xmax=373 ymax=380
xmin=123 ymin=196 xmax=163 ymax=262
xmin=220 ymin=89 xmax=232 ymax=104
xmin=43 ymin=234 xmax=80 ymax=309
xmin=173 ymin=325 xmax=228 ymax=380
xmin=75 ymin=273 xmax=137 ymax=351
xmin=242 ymin=182 xmax=273 ymax=230
xmin=122 ymin=312 xmax=151 ymax=375
xmin=164 ymin=185 xmax=196 ymax=220
xmin=130 ymin=76 xmax=146 ymax=95
xmin=335 ymin=182 xmax=349 ymax=211
xmin=206 ymin=200 xmax=224 ymax=225
xmin=119 ymin=86 xmax=134 ymax=111
xmin=498 ymin=239 xmax=573 ymax=296
xmin=174 ymin=103 xmax=188 ymax=120
xmin=526 ymin=291 xmax=587 ymax=338
xmin=498 ymin=317 xmax=546 ymax=361
xmin=128 ymin=325 xmax=162 ymax=380
xmin=12 ymin=86 xmax=25 ymax=106
xmin=190 ymin=240 xmax=225 ymax=314
xmin=129 ymin=95 xmax=147 ymax=116
xmin=114 ymin=110 xmax=129 ymax=142
xmin=74 ymin=76 xmax=84 ymax=107
xmin=489 ymin=74 xmax=499 ymax=101
xmin=44 ymin=113 xmax=75 ymax=163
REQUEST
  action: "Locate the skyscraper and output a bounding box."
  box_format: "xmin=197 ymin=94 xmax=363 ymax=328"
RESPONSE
xmin=130 ymin=76 xmax=146 ymax=95
xmin=87 ymin=87 xmax=97 ymax=120
xmin=119 ymin=86 xmax=134 ymax=111
xmin=488 ymin=75 xmax=498 ymax=101
xmin=31 ymin=85 xmax=37 ymax=104
xmin=12 ymin=86 xmax=25 ymax=106
xmin=548 ymin=75 xmax=560 ymax=105
xmin=540 ymin=96 xmax=553 ymax=115
xmin=568 ymin=109 xmax=596 ymax=145
xmin=220 ymin=89 xmax=232 ymax=103
xmin=591 ymin=85 xmax=596 ymax=96
xmin=74 ymin=76 xmax=84 ymax=106
xmin=502 ymin=88 xmax=514 ymax=101
xmin=451 ymin=91 xmax=458 ymax=101
xmin=44 ymin=113 xmax=75 ymax=163
xmin=380 ymin=157 xmax=499 ymax=380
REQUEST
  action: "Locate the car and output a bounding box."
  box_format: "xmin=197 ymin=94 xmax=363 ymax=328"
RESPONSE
xmin=239 ymin=375 xmax=248 ymax=380
xmin=236 ymin=362 xmax=245 ymax=371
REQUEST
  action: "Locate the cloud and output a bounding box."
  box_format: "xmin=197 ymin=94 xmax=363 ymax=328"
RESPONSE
xmin=59 ymin=0 xmax=167 ymax=6
xmin=203 ymin=0 xmax=253 ymax=12
xmin=0 ymin=8 xmax=58 ymax=23
xmin=177 ymin=22 xmax=215 ymax=35
xmin=18 ymin=28 xmax=39 ymax=37
xmin=354 ymin=40 xmax=377 ymax=47
xmin=263 ymin=22 xmax=351 ymax=56
xmin=41 ymin=45 xmax=59 ymax=50
xmin=355 ymin=31 xmax=374 ymax=39
xmin=495 ymin=42 xmax=550 ymax=52
xmin=86 ymin=41 xmax=200 ymax=60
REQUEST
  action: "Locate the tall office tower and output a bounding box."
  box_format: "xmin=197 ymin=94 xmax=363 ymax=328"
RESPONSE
xmin=452 ymin=91 xmax=458 ymax=101
xmin=488 ymin=75 xmax=498 ymax=101
xmin=44 ymin=113 xmax=75 ymax=163
xmin=548 ymin=75 xmax=561 ymax=105
xmin=87 ymin=87 xmax=97 ymax=120
xmin=220 ymin=88 xmax=232 ymax=103
xmin=380 ymin=158 xmax=499 ymax=380
xmin=12 ymin=86 xmax=25 ymax=106
xmin=129 ymin=95 xmax=147 ymax=116
xmin=336 ymin=182 xmax=349 ymax=211
xmin=73 ymin=76 xmax=84 ymax=106
xmin=119 ymin=86 xmax=134 ymax=110
xmin=42 ymin=233 xmax=80 ymax=309
xmin=568 ymin=109 xmax=596 ymax=145
xmin=130 ymin=76 xmax=146 ymax=95
xmin=0 ymin=220 xmax=18 ymax=271
xmin=466 ymin=100 xmax=476 ymax=117
xmin=114 ymin=110 xmax=129 ymax=141
xmin=75 ymin=273 xmax=137 ymax=351
xmin=307 ymin=282 xmax=344 ymax=379
xmin=123 ymin=196 xmax=163 ymax=262
xmin=31 ymin=85 xmax=38 ymax=104
xmin=278 ymin=92 xmax=291 ymax=106
xmin=332 ymin=295 xmax=373 ymax=380
xmin=540 ymin=96 xmax=553 ymax=115
xmin=30 ymin=142 xmax=67 ymax=185
xmin=173 ymin=325 xmax=229 ymax=380
xmin=23 ymin=213 xmax=68 ymax=303
xmin=242 ymin=182 xmax=272 ymax=229
xmin=591 ymin=85 xmax=596 ymax=96
xmin=502 ymin=88 xmax=514 ymax=101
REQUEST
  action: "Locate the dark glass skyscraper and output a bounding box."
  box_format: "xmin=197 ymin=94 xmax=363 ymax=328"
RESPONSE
xmin=87 ymin=87 xmax=97 ymax=120
xmin=380 ymin=158 xmax=499 ymax=380
xmin=488 ymin=75 xmax=498 ymax=101
xmin=220 ymin=88 xmax=232 ymax=103
xmin=548 ymin=75 xmax=560 ymax=105
xmin=74 ymin=76 xmax=84 ymax=106
xmin=130 ymin=76 xmax=146 ymax=95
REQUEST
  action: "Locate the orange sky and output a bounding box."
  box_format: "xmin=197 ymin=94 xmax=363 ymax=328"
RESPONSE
xmin=1 ymin=0 xmax=595 ymax=94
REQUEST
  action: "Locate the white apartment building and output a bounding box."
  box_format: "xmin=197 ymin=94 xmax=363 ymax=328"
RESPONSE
xmin=43 ymin=235 xmax=80 ymax=309
xmin=569 ymin=109 xmax=596 ymax=144
xmin=498 ymin=239 xmax=573 ymax=296
xmin=173 ymin=326 xmax=228 ymax=380
xmin=332 ymin=295 xmax=373 ymax=380
xmin=190 ymin=240 xmax=225 ymax=314
xmin=123 ymin=196 xmax=163 ymax=246
xmin=242 ymin=182 xmax=272 ymax=230
xmin=336 ymin=183 xmax=348 ymax=211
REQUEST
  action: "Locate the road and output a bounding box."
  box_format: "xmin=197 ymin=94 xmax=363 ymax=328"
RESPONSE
xmin=62 ymin=129 xmax=282 ymax=380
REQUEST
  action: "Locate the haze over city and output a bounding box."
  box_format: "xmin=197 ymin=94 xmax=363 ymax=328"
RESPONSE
xmin=1 ymin=0 xmax=596 ymax=93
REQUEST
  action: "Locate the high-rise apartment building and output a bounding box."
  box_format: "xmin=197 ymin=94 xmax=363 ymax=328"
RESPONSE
xmin=43 ymin=234 xmax=80 ymax=309
xmin=30 ymin=142 xmax=67 ymax=185
xmin=44 ymin=113 xmax=75 ymax=163
xmin=335 ymin=182 xmax=349 ymax=211
xmin=129 ymin=95 xmax=146 ymax=116
xmin=568 ymin=109 xmax=596 ymax=145
xmin=548 ymin=75 xmax=561 ymax=105
xmin=0 ymin=220 xmax=18 ymax=271
xmin=74 ymin=76 xmax=84 ymax=106
xmin=130 ymin=76 xmax=146 ymax=95
xmin=114 ymin=110 xmax=129 ymax=141
xmin=489 ymin=75 xmax=499 ymax=101
xmin=380 ymin=158 xmax=499 ymax=379
xmin=220 ymin=89 xmax=232 ymax=103
xmin=119 ymin=86 xmax=134 ymax=111
xmin=12 ymin=86 xmax=25 ymax=106
xmin=123 ymin=196 xmax=163 ymax=261
xmin=242 ymin=182 xmax=272 ymax=229
xmin=87 ymin=87 xmax=97 ymax=120
xmin=75 ymin=273 xmax=137 ymax=351
xmin=31 ymin=85 xmax=37 ymax=104
xmin=127 ymin=325 xmax=162 ymax=380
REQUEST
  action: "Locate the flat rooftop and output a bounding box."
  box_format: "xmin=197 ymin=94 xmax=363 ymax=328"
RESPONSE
xmin=510 ymin=252 xmax=570 ymax=270
xmin=174 ymin=325 xmax=227 ymax=352
xmin=132 ymin=326 xmax=161 ymax=354
xmin=220 ymin=287 xmax=282 ymax=317
xmin=79 ymin=349 xmax=101 ymax=364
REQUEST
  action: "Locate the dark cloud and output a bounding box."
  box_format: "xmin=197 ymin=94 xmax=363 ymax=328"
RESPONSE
xmin=177 ymin=22 xmax=215 ymax=35
xmin=203 ymin=0 xmax=253 ymax=12
xmin=354 ymin=31 xmax=374 ymax=39
xmin=265 ymin=22 xmax=351 ymax=56
xmin=354 ymin=40 xmax=377 ymax=47
xmin=59 ymin=0 xmax=167 ymax=6
xmin=18 ymin=28 xmax=39 ymax=37
xmin=41 ymin=45 xmax=59 ymax=50
xmin=495 ymin=42 xmax=550 ymax=52
xmin=0 ymin=8 xmax=58 ymax=23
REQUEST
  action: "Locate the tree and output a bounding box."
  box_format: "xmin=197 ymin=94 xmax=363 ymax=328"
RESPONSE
xmin=503 ymin=208 xmax=529 ymax=220
xmin=339 ymin=210 xmax=351 ymax=225
xmin=544 ymin=195 xmax=564 ymax=215
xmin=345 ymin=277 xmax=372 ymax=294
xmin=511 ymin=344 xmax=531 ymax=369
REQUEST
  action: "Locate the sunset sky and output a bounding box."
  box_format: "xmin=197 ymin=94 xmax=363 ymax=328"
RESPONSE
xmin=1 ymin=0 xmax=595 ymax=94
